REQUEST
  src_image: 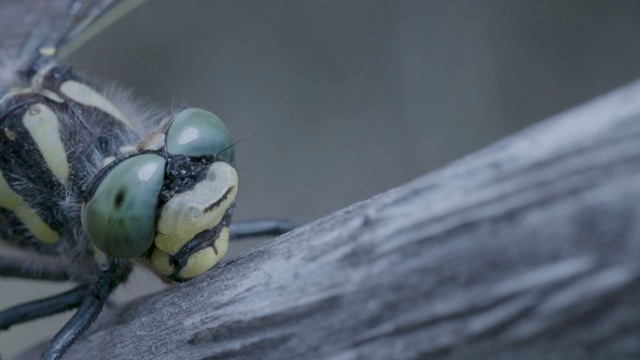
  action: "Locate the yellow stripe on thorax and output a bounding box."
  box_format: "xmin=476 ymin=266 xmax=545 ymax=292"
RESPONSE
xmin=0 ymin=170 xmax=58 ymax=244
xmin=59 ymin=80 xmax=133 ymax=129
xmin=22 ymin=103 xmax=70 ymax=184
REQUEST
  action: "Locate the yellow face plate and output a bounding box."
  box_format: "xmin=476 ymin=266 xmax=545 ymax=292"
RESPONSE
xmin=154 ymin=161 xmax=237 ymax=255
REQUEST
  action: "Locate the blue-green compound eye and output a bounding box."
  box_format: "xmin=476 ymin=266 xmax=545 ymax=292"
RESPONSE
xmin=81 ymin=154 xmax=166 ymax=258
xmin=165 ymin=108 xmax=234 ymax=163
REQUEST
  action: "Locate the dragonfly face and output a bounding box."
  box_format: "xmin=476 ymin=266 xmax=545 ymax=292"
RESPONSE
xmin=81 ymin=106 xmax=238 ymax=281
xmin=0 ymin=1 xmax=294 ymax=359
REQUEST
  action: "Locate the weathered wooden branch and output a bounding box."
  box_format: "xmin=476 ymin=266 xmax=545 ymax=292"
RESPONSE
xmin=21 ymin=80 xmax=640 ymax=359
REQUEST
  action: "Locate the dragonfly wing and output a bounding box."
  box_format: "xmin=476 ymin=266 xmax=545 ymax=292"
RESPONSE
xmin=0 ymin=0 xmax=145 ymax=72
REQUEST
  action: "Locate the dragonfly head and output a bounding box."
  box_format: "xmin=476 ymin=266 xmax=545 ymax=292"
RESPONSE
xmin=81 ymin=108 xmax=237 ymax=282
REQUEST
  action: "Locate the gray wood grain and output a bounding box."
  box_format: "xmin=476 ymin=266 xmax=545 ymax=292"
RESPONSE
xmin=22 ymin=80 xmax=640 ymax=359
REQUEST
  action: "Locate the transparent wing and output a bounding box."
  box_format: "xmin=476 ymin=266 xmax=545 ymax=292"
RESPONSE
xmin=0 ymin=0 xmax=145 ymax=71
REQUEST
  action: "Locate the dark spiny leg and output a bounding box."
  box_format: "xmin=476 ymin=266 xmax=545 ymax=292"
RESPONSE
xmin=40 ymin=261 xmax=129 ymax=360
xmin=230 ymin=219 xmax=296 ymax=240
xmin=0 ymin=285 xmax=88 ymax=330
xmin=0 ymin=253 xmax=69 ymax=281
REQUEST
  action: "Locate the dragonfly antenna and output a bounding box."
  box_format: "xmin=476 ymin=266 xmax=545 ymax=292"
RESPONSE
xmin=217 ymin=135 xmax=250 ymax=158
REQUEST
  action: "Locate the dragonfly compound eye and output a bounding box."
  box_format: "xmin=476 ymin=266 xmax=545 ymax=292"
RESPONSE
xmin=81 ymin=154 xmax=166 ymax=258
xmin=166 ymin=108 xmax=235 ymax=163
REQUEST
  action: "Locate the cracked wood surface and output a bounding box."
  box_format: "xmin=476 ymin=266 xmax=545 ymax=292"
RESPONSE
xmin=20 ymin=80 xmax=640 ymax=359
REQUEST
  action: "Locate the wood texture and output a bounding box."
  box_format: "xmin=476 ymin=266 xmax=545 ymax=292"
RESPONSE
xmin=21 ymin=80 xmax=640 ymax=359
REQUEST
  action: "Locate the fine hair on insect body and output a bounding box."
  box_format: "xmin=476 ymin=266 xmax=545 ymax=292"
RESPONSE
xmin=0 ymin=1 xmax=295 ymax=359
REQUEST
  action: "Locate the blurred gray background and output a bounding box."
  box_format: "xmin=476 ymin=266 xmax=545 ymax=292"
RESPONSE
xmin=4 ymin=0 xmax=640 ymax=358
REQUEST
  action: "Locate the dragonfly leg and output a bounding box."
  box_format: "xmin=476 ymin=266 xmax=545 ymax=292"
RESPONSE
xmin=230 ymin=219 xmax=296 ymax=240
xmin=40 ymin=262 xmax=128 ymax=360
xmin=0 ymin=252 xmax=69 ymax=281
xmin=0 ymin=285 xmax=88 ymax=330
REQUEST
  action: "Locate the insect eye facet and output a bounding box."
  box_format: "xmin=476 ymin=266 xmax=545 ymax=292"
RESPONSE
xmin=81 ymin=154 xmax=166 ymax=258
xmin=165 ymin=108 xmax=234 ymax=163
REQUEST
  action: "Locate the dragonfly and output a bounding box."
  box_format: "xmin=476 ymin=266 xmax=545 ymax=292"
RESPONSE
xmin=0 ymin=1 xmax=295 ymax=359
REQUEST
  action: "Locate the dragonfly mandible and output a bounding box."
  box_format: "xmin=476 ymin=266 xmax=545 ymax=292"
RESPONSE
xmin=0 ymin=1 xmax=294 ymax=359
